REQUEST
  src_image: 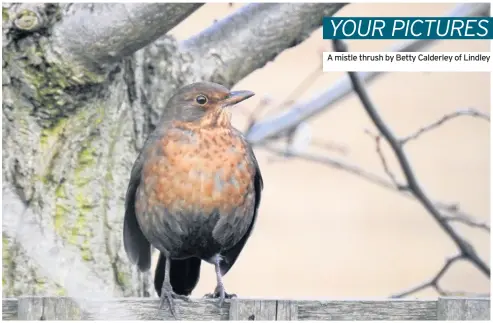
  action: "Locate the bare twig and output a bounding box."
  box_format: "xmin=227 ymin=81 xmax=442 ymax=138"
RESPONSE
xmin=364 ymin=130 xmax=405 ymax=189
xmin=441 ymin=214 xmax=490 ymax=231
xmin=333 ymin=38 xmax=490 ymax=298
xmin=311 ymin=138 xmax=349 ymax=155
xmin=245 ymin=3 xmax=491 ymax=145
xmin=245 ymin=96 xmax=274 ymax=133
xmin=435 ymin=202 xmax=490 ymax=232
xmin=436 ymin=203 xmax=489 ymax=232
xmin=263 ymin=143 xmax=396 ymax=188
xmin=401 ymin=108 xmax=490 ymax=144
xmin=251 ymin=64 xmax=324 ymax=144
xmin=271 ymin=66 xmax=322 ymax=115
xmin=391 ymin=255 xmax=464 ymax=298
xmin=263 ymin=143 xmax=488 ymax=234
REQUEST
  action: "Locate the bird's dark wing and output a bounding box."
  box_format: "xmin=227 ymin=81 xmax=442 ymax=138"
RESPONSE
xmin=123 ymin=150 xmax=152 ymax=272
xmin=154 ymin=252 xmax=202 ymax=296
xmin=219 ymin=145 xmax=263 ymax=276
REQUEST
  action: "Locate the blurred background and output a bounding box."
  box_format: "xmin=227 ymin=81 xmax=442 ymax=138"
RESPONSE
xmin=166 ymin=2 xmax=490 ymax=299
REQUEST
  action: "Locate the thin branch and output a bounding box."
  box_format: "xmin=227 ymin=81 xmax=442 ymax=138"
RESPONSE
xmin=271 ymin=65 xmax=323 ymax=115
xmin=262 ymin=143 xmax=396 ymax=189
xmin=263 ymin=143 xmax=488 ymax=235
xmin=180 ymin=3 xmax=346 ymax=87
xmin=401 ymin=108 xmax=490 ymax=144
xmin=364 ymin=130 xmax=405 ymax=189
xmin=244 ymin=3 xmax=491 ymax=145
xmin=333 ymin=37 xmax=489 ymax=288
xmin=245 ymin=96 xmax=274 ymax=133
xmin=435 ymin=202 xmax=490 ymax=232
xmin=264 ymin=140 xmax=489 ymax=296
xmin=311 ymin=138 xmax=349 ymax=155
xmin=441 ymin=213 xmax=490 ymax=231
xmin=391 ymin=255 xmax=464 ymax=298
xmin=51 ymin=3 xmax=203 ymax=70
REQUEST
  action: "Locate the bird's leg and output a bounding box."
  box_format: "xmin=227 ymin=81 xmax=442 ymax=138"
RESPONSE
xmin=203 ymin=256 xmax=237 ymax=307
xmin=159 ymin=257 xmax=189 ymax=318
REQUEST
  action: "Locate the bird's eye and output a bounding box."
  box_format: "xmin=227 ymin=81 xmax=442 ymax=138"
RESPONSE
xmin=196 ymin=95 xmax=208 ymax=105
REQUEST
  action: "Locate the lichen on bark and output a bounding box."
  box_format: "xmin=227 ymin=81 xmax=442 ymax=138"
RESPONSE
xmin=2 ymin=4 xmax=154 ymax=297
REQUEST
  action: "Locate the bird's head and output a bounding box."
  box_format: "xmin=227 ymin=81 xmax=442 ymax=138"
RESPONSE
xmin=162 ymin=82 xmax=255 ymax=128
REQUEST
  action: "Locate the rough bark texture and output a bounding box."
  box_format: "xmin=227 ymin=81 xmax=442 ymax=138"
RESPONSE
xmin=2 ymin=3 xmax=346 ymax=297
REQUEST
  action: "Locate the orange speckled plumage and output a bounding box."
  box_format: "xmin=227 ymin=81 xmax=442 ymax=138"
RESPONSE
xmin=141 ymin=121 xmax=255 ymax=215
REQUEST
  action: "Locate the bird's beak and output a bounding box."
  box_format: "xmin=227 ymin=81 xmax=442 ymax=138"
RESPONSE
xmin=222 ymin=90 xmax=255 ymax=107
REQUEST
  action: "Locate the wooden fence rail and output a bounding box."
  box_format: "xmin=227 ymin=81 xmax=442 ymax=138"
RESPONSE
xmin=2 ymin=297 xmax=490 ymax=320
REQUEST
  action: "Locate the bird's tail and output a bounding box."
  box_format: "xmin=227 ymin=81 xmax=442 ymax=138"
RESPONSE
xmin=154 ymin=252 xmax=202 ymax=296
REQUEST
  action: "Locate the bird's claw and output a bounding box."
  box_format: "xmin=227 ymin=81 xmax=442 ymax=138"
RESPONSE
xmin=159 ymin=282 xmax=190 ymax=318
xmin=203 ymin=286 xmax=237 ymax=307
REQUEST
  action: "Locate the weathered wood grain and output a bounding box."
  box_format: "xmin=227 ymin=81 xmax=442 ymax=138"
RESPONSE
xmin=2 ymin=298 xmax=18 ymax=320
xmin=276 ymin=300 xmax=299 ymax=320
xmin=229 ymin=299 xmax=277 ymax=320
xmin=12 ymin=297 xmax=228 ymax=321
xmin=17 ymin=297 xmax=82 ymax=320
xmin=437 ymin=297 xmax=490 ymax=321
xmin=90 ymin=298 xmax=229 ymax=321
xmin=296 ymin=300 xmax=437 ymax=320
xmin=2 ymin=297 xmax=491 ymax=320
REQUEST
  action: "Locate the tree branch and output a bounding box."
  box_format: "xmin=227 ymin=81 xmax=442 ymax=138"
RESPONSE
xmin=391 ymin=255 xmax=464 ymax=298
xmin=333 ymin=38 xmax=490 ymax=297
xmin=51 ymin=3 xmax=203 ymax=70
xmin=180 ymin=3 xmax=347 ymax=87
xmin=441 ymin=213 xmax=490 ymax=232
xmin=244 ymin=3 xmax=491 ymax=144
xmin=400 ymin=108 xmax=490 ymax=144
xmin=263 ymin=143 xmax=489 ymax=234
xmin=364 ymin=130 xmax=405 ymax=189
xmin=262 ymin=143 xmax=396 ymax=189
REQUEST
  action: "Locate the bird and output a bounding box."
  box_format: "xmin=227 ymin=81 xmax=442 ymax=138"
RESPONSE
xmin=153 ymin=252 xmax=202 ymax=298
xmin=123 ymin=81 xmax=263 ymax=317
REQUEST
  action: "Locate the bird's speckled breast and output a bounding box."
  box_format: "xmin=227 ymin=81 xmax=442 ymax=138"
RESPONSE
xmin=141 ymin=125 xmax=255 ymax=215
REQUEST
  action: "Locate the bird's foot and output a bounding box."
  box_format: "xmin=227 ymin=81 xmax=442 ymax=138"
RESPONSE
xmin=159 ymin=282 xmax=190 ymax=318
xmin=203 ymin=285 xmax=237 ymax=307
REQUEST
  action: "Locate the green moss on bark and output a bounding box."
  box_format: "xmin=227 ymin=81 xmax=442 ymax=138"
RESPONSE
xmin=53 ymin=148 xmax=97 ymax=263
xmin=24 ymin=61 xmax=103 ymax=114
xmin=2 ymin=237 xmax=10 ymax=288
xmin=47 ymin=115 xmax=102 ymax=263
xmin=3 ymin=8 xmax=9 ymax=23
